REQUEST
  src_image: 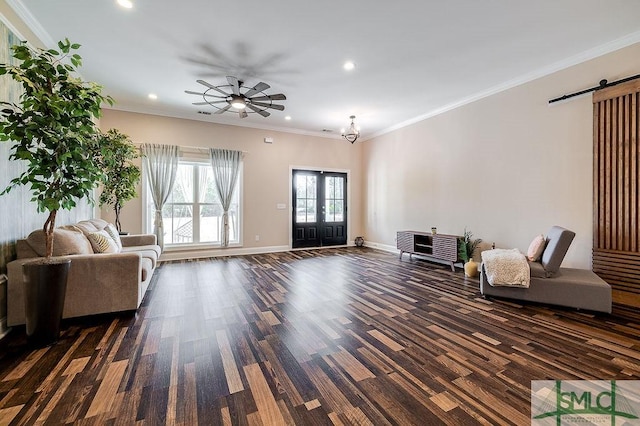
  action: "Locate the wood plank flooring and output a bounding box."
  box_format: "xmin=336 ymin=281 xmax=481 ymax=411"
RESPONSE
xmin=1 ymin=247 xmax=640 ymax=425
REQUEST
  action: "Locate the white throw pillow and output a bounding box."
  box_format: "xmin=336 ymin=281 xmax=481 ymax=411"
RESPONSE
xmin=104 ymin=223 xmax=123 ymax=251
xmin=527 ymin=234 xmax=546 ymax=262
xmin=87 ymin=230 xmax=119 ymax=253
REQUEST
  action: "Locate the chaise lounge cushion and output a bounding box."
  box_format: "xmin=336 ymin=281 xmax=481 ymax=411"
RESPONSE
xmin=540 ymin=226 xmax=575 ymax=277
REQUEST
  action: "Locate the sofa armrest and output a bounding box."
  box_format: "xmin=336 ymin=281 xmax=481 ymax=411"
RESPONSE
xmin=120 ymin=234 xmax=157 ymax=247
xmin=8 ymin=252 xmax=144 ymax=326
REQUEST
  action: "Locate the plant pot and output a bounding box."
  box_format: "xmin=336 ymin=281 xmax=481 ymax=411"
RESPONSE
xmin=23 ymin=258 xmax=70 ymax=347
xmin=464 ymin=258 xmax=478 ymax=278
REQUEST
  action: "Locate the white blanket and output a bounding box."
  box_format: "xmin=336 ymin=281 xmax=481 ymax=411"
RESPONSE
xmin=481 ymin=248 xmax=530 ymax=288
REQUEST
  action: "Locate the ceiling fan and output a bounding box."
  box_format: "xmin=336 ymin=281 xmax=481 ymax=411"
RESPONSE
xmin=185 ymin=76 xmax=286 ymax=118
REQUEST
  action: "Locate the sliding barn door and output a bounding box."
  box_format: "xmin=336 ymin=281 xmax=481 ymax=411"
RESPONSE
xmin=593 ymin=79 xmax=640 ymax=308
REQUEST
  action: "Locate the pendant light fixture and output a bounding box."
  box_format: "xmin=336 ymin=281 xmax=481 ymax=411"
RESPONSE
xmin=341 ymin=115 xmax=360 ymax=144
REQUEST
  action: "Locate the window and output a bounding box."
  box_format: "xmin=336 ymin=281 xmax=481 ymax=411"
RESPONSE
xmin=295 ymin=174 xmax=317 ymax=223
xmin=324 ymin=175 xmax=344 ymax=223
xmin=145 ymin=159 xmax=241 ymax=246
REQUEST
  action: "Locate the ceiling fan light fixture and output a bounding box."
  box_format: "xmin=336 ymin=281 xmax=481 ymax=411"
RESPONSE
xmin=341 ymin=115 xmax=360 ymax=144
xmin=186 ymin=77 xmax=285 ymax=118
xmin=230 ymin=96 xmax=246 ymax=109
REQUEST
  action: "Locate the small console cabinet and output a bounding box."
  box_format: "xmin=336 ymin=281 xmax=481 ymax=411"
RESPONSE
xmin=397 ymin=230 xmax=460 ymax=271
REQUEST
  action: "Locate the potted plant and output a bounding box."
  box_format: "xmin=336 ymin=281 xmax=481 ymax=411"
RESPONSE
xmin=459 ymin=227 xmax=482 ymax=278
xmin=97 ymin=129 xmax=141 ymax=233
xmin=0 ymin=39 xmax=112 ymax=345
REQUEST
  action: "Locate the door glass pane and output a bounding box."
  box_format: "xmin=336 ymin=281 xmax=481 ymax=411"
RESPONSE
xmin=325 ymin=200 xmax=334 ymax=222
xmin=296 ymin=200 xmax=307 ymax=223
xmin=323 ymin=176 xmax=344 ymax=223
xmin=296 ymin=174 xmax=318 ymax=223
xmin=334 ymin=200 xmax=344 ymax=222
xmin=336 ymin=177 xmax=344 ymax=199
xmin=307 ymin=200 xmax=316 ymax=223
xmin=325 ymin=177 xmax=334 ymax=200
xmin=296 ymin=175 xmax=307 ymax=198
xmin=307 ymin=176 xmax=316 ymax=198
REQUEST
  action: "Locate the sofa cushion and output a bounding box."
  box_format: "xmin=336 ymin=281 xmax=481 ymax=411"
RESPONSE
xmin=122 ymin=244 xmax=161 ymax=257
xmin=541 ymin=226 xmax=576 ymax=276
xmin=122 ymin=246 xmax=158 ymax=267
xmin=26 ymin=227 xmax=94 ymax=257
xmin=529 ymin=261 xmax=549 ymax=278
xmin=87 ymin=230 xmax=120 ymax=253
xmin=75 ymin=218 xmax=109 ymax=235
xmin=104 ymin=223 xmax=123 ymax=251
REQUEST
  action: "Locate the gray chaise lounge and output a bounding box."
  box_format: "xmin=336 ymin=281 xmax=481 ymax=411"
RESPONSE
xmin=480 ymin=226 xmax=612 ymax=313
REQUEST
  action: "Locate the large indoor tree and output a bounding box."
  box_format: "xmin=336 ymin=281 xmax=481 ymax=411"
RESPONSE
xmin=98 ymin=128 xmax=141 ymax=232
xmin=0 ymin=39 xmax=112 ymax=257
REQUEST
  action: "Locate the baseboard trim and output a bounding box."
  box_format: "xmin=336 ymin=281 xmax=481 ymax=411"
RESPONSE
xmin=364 ymin=241 xmax=398 ymax=254
xmin=160 ymin=245 xmax=291 ymax=262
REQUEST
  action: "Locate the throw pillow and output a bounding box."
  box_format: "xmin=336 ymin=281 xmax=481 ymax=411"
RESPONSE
xmin=87 ymin=230 xmax=119 ymax=253
xmin=26 ymin=227 xmax=94 ymax=257
xmin=527 ymin=234 xmax=546 ymax=262
xmin=104 ymin=223 xmax=123 ymax=251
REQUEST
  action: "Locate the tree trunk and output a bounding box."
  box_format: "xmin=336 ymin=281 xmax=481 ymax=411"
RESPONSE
xmin=43 ymin=210 xmax=57 ymax=258
xmin=114 ymin=203 xmax=122 ymax=232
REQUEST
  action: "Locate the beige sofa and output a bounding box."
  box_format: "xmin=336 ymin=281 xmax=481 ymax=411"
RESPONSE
xmin=7 ymin=219 xmax=161 ymax=326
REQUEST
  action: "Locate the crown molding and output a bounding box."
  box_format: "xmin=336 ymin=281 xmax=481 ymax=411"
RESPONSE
xmin=6 ymin=0 xmax=54 ymax=47
xmin=104 ymin=105 xmax=343 ymax=140
xmin=366 ymin=30 xmax=640 ymax=142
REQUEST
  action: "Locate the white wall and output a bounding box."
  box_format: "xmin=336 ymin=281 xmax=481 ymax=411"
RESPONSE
xmin=362 ymin=42 xmax=640 ymax=269
xmin=99 ymin=110 xmax=363 ymax=258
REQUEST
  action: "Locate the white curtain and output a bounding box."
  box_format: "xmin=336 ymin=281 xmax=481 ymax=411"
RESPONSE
xmin=209 ymin=149 xmax=242 ymax=247
xmin=141 ymin=143 xmax=179 ymax=249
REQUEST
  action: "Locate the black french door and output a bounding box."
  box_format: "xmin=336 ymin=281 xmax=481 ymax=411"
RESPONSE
xmin=292 ymin=170 xmax=347 ymax=248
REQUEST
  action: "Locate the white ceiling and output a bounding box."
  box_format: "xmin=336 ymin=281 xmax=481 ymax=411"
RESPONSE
xmin=6 ymin=0 xmax=640 ymax=140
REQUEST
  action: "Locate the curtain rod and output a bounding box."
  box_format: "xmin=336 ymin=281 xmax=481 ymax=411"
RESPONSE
xmin=548 ymin=72 xmax=640 ymax=104
xmin=132 ymin=142 xmax=248 ymax=154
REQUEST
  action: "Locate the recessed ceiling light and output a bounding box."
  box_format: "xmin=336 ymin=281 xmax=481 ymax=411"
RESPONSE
xmin=285 ymin=116 xmax=291 ymax=121
xmin=343 ymin=61 xmax=355 ymax=71
xmin=117 ymin=0 xmax=133 ymax=9
xmin=148 ymin=93 xmax=158 ymax=100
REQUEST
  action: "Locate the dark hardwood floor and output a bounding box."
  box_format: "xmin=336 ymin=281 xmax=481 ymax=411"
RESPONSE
xmin=1 ymin=247 xmax=639 ymax=425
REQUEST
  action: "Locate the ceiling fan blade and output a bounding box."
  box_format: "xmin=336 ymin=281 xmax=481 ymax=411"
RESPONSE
xmin=249 ymin=94 xmax=286 ymax=101
xmin=251 ymin=101 xmax=285 ymax=111
xmin=227 ymin=76 xmax=240 ymax=95
xmin=192 ymin=101 xmax=227 ymax=105
xmin=244 ymin=82 xmax=270 ymax=97
xmin=196 ymin=79 xmax=230 ymax=96
xmin=239 ymin=110 xmax=248 ymax=118
xmin=246 ymin=103 xmax=270 ymax=117
xmin=214 ymin=104 xmax=232 ymax=114
xmin=185 ymin=90 xmax=226 ymax=98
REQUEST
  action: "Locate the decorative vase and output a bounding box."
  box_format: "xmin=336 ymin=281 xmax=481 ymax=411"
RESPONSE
xmin=23 ymin=258 xmax=70 ymax=347
xmin=354 ymin=236 xmax=364 ymax=247
xmin=464 ymin=258 xmax=478 ymax=278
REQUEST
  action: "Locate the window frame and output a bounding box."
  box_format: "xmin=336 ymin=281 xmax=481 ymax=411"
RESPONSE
xmin=142 ymin=153 xmax=243 ymax=249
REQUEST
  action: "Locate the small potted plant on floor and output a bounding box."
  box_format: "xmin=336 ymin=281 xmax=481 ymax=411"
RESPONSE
xmin=0 ymin=39 xmax=112 ymax=346
xmin=459 ymin=228 xmax=482 ymax=278
xmin=97 ymin=129 xmax=141 ymax=233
